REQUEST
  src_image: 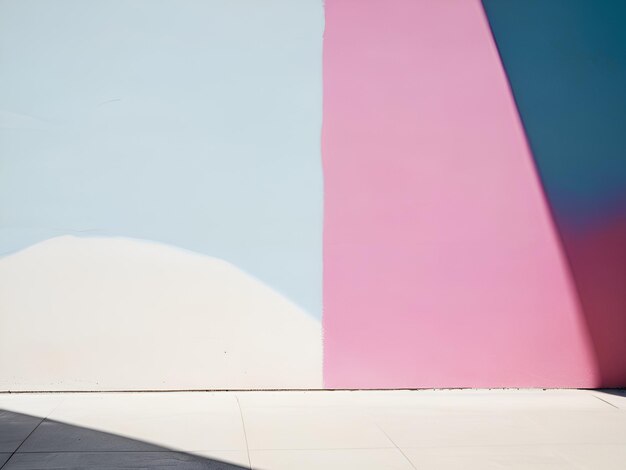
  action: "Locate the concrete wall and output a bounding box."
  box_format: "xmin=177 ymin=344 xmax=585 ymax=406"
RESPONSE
xmin=482 ymin=0 xmax=626 ymax=388
xmin=1 ymin=0 xmax=624 ymax=390
xmin=322 ymin=0 xmax=594 ymax=388
xmin=0 ymin=0 xmax=324 ymax=390
xmin=323 ymin=0 xmax=625 ymax=388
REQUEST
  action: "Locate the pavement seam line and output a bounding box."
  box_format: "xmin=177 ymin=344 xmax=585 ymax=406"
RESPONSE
xmin=375 ymin=424 xmax=417 ymax=470
xmin=235 ymin=395 xmax=252 ymax=469
xmin=1 ymin=416 xmax=45 ymax=469
xmin=592 ymin=394 xmax=619 ymax=409
xmin=1 ymin=394 xmax=66 ymax=469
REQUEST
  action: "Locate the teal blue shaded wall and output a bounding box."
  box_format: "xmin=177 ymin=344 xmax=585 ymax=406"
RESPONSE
xmin=483 ymin=0 xmax=626 ymax=231
xmin=483 ymin=0 xmax=626 ymax=386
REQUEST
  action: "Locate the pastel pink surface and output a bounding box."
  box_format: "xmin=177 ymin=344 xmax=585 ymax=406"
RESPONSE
xmin=322 ymin=0 xmax=597 ymax=388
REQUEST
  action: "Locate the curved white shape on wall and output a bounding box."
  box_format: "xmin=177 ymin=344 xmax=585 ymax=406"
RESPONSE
xmin=0 ymin=236 xmax=322 ymax=390
xmin=0 ymin=0 xmax=324 ymax=319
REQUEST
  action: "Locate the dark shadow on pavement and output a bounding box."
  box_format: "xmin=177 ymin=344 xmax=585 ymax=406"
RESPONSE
xmin=0 ymin=409 xmax=248 ymax=469
xmin=596 ymin=389 xmax=626 ymax=398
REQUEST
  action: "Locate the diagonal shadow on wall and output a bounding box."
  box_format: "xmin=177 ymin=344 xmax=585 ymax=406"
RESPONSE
xmin=0 ymin=409 xmax=247 ymax=470
xmin=482 ymin=0 xmax=626 ymax=387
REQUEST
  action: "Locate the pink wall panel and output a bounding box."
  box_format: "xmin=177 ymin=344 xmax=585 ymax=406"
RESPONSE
xmin=322 ymin=0 xmax=597 ymax=388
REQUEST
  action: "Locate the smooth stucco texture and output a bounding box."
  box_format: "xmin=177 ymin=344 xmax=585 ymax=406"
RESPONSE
xmin=0 ymin=0 xmax=323 ymax=390
xmin=322 ymin=0 xmax=597 ymax=388
xmin=483 ymin=0 xmax=626 ymax=387
xmin=0 ymin=0 xmax=323 ymax=319
xmin=0 ymin=236 xmax=322 ymax=390
xmin=2 ymin=0 xmax=623 ymax=391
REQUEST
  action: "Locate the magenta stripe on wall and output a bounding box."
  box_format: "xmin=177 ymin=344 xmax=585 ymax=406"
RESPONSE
xmin=322 ymin=0 xmax=597 ymax=388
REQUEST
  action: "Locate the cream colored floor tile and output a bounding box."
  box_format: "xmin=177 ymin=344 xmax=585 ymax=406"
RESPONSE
xmin=430 ymin=389 xmax=599 ymax=412
xmin=374 ymin=408 xmax=549 ymax=448
xmin=593 ymin=390 xmax=626 ymax=410
xmin=0 ymin=393 xmax=65 ymax=418
xmin=250 ymin=449 xmax=414 ymax=470
xmin=2 ymin=389 xmax=624 ymax=469
xmin=236 ymin=389 xmax=414 ymax=410
xmin=41 ymin=392 xmax=247 ymax=451
xmin=242 ymin=406 xmax=393 ymax=450
xmin=238 ymin=389 xmax=609 ymax=411
xmin=364 ymin=389 xmax=608 ymax=411
xmin=236 ymin=390 xmax=365 ymax=409
xmin=403 ymin=446 xmax=576 ymax=470
xmin=526 ymin=411 xmax=626 ymax=445
xmin=554 ymin=444 xmax=626 ymax=470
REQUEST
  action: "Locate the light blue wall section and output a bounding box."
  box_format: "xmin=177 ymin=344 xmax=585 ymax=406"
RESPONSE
xmin=0 ymin=0 xmax=324 ymax=318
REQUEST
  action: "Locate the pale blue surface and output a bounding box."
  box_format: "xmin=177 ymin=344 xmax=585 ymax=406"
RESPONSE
xmin=0 ymin=0 xmax=324 ymax=318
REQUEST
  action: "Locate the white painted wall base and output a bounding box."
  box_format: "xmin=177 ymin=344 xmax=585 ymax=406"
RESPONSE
xmin=0 ymin=237 xmax=322 ymax=391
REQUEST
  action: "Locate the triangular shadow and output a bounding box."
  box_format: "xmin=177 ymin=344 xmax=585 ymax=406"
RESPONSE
xmin=0 ymin=409 xmax=248 ymax=469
